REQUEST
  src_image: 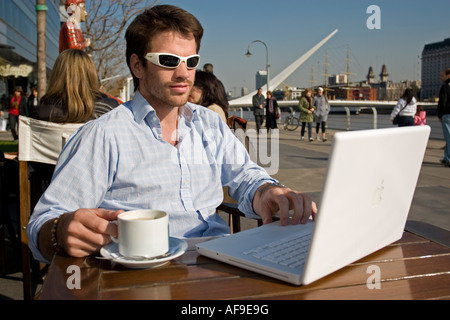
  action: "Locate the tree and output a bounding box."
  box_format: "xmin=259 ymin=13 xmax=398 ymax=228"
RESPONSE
xmin=36 ymin=0 xmax=47 ymax=99
xmin=83 ymin=0 xmax=158 ymax=96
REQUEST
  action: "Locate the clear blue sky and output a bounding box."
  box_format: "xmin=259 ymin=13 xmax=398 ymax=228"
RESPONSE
xmin=160 ymin=0 xmax=450 ymax=95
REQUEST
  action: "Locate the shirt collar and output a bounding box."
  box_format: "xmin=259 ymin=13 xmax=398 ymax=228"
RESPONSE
xmin=129 ymin=91 xmax=198 ymax=124
xmin=181 ymin=102 xmax=197 ymax=122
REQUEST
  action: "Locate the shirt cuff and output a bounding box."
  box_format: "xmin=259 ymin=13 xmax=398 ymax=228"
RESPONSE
xmin=238 ymin=178 xmax=278 ymax=219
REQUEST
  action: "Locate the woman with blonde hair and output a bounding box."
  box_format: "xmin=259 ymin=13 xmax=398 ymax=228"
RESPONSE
xmin=31 ymin=49 xmax=119 ymax=123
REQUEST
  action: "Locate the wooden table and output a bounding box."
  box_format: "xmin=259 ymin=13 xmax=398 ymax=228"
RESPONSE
xmin=38 ymin=221 xmax=450 ymax=300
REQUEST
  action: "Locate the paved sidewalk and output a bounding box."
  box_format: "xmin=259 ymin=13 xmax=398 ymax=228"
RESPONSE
xmin=1 ymin=123 xmax=449 ymax=300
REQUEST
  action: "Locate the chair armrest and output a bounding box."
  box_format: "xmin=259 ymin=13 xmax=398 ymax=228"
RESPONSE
xmin=217 ymin=202 xmax=265 ymax=233
xmin=217 ymin=202 xmax=246 ymax=217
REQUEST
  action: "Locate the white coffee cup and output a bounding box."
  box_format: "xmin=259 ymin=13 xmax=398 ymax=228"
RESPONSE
xmin=112 ymin=209 xmax=169 ymax=259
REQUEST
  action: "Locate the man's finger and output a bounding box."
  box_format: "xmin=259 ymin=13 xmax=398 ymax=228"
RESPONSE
xmin=300 ymin=194 xmax=313 ymax=224
xmin=95 ymin=208 xmax=123 ymax=221
xmin=75 ymin=209 xmax=122 ymax=235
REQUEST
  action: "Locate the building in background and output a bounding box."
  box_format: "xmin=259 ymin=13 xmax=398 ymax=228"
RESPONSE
xmin=255 ymin=70 xmax=267 ymax=90
xmin=421 ymin=37 xmax=450 ymax=100
xmin=0 ymin=0 xmax=60 ymax=99
xmin=328 ymin=73 xmax=348 ymax=86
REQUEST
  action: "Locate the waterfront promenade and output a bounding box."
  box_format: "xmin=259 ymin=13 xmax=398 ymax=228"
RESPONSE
xmin=0 ymin=113 xmax=449 ymax=299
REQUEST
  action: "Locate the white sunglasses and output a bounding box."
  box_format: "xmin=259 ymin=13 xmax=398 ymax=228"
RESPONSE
xmin=144 ymin=53 xmax=200 ymax=69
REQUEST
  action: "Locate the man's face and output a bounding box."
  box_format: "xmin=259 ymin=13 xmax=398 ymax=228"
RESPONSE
xmin=134 ymin=31 xmax=197 ymax=110
xmin=258 ymin=88 xmax=262 ymax=95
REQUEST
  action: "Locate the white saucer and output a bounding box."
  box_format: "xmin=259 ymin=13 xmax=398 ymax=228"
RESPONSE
xmin=100 ymin=237 xmax=188 ymax=269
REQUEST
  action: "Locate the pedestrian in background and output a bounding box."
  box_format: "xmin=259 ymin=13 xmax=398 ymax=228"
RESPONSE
xmin=0 ymin=95 xmax=6 ymax=131
xmin=265 ymin=91 xmax=278 ymax=133
xmin=437 ymin=68 xmax=450 ymax=167
xmin=8 ymin=86 xmax=27 ymax=141
xmin=252 ymin=88 xmax=265 ymax=133
xmin=299 ymin=88 xmax=314 ymax=141
xmin=313 ymin=87 xmax=330 ymax=141
xmin=27 ymin=86 xmax=39 ymax=117
xmin=390 ymin=88 xmax=417 ymax=127
xmin=414 ymin=106 xmax=427 ymax=126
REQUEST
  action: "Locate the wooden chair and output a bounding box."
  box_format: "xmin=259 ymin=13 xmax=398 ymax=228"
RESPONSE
xmin=0 ymin=151 xmax=20 ymax=275
xmin=0 ymin=153 xmax=9 ymax=274
xmin=18 ymin=115 xmax=83 ymax=299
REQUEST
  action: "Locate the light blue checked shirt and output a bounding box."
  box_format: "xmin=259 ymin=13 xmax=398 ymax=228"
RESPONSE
xmin=28 ymin=91 xmax=276 ymax=263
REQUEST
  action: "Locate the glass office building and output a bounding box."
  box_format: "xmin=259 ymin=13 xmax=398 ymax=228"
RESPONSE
xmin=421 ymin=38 xmax=450 ymax=100
xmin=0 ymin=0 xmax=60 ymax=98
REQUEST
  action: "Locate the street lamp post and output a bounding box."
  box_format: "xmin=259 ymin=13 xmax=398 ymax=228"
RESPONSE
xmin=245 ymin=40 xmax=270 ymax=93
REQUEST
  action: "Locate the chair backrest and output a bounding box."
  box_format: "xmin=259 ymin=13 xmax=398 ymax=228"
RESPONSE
xmin=18 ymin=115 xmax=83 ymax=299
xmin=18 ymin=115 xmax=83 ymax=165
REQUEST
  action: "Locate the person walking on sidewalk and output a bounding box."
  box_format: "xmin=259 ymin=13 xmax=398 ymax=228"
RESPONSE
xmin=313 ymin=87 xmax=330 ymax=141
xmin=253 ymin=88 xmax=265 ymax=133
xmin=265 ymin=91 xmax=278 ymax=133
xmin=8 ymin=86 xmax=27 ymax=141
xmin=390 ymin=88 xmax=417 ymax=127
xmin=438 ymin=68 xmax=450 ymax=167
xmin=299 ymin=88 xmax=314 ymax=141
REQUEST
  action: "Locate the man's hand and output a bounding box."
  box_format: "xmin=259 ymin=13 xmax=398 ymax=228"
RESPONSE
xmin=58 ymin=208 xmax=122 ymax=258
xmin=252 ymin=183 xmax=317 ymax=226
xmin=39 ymin=208 xmax=122 ymax=261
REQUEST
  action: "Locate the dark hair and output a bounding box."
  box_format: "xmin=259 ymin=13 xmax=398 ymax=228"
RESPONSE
xmin=401 ymin=88 xmax=416 ymax=105
xmin=203 ymin=63 xmax=213 ymax=73
xmin=194 ymin=70 xmax=228 ymax=118
xmin=13 ymin=86 xmax=24 ymax=96
xmin=125 ymin=5 xmax=204 ymax=90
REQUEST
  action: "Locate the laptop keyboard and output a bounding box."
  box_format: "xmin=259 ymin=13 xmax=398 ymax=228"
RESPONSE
xmin=243 ymin=233 xmax=311 ymax=269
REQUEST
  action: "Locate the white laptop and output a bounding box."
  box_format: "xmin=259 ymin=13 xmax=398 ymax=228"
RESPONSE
xmin=196 ymin=126 xmax=431 ymax=285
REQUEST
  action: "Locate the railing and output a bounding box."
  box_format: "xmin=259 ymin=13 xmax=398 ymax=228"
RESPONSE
xmin=228 ymin=100 xmax=437 ymax=131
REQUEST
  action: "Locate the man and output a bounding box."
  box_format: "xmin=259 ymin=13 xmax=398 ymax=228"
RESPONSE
xmin=203 ymin=63 xmax=214 ymax=73
xmin=252 ymin=88 xmax=265 ymax=132
xmin=438 ymin=68 xmax=450 ymax=167
xmin=28 ymin=5 xmax=316 ymax=263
